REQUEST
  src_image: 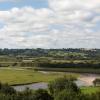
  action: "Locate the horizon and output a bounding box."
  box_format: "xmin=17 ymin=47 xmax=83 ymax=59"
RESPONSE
xmin=0 ymin=48 xmax=100 ymax=50
xmin=0 ymin=0 xmax=100 ymax=48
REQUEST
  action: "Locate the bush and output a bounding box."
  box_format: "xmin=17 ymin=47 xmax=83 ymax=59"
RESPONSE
xmin=48 ymin=76 xmax=80 ymax=96
xmin=33 ymin=89 xmax=53 ymax=100
xmin=0 ymin=83 xmax=16 ymax=95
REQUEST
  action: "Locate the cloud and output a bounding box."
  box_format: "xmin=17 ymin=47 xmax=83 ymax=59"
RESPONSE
xmin=0 ymin=7 xmax=54 ymax=48
xmin=49 ymin=0 xmax=100 ymax=11
xmin=0 ymin=0 xmax=100 ymax=48
xmin=0 ymin=0 xmax=22 ymax=2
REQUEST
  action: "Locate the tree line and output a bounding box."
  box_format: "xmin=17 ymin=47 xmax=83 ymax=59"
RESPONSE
xmin=0 ymin=48 xmax=100 ymax=60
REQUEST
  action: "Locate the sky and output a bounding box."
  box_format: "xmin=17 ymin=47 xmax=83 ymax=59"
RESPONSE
xmin=0 ymin=0 xmax=100 ymax=48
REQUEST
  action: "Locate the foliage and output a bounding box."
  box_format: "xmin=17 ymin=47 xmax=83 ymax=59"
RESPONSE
xmin=0 ymin=80 xmax=100 ymax=100
xmin=48 ymin=77 xmax=79 ymax=96
xmin=93 ymin=79 xmax=100 ymax=86
xmin=33 ymin=89 xmax=53 ymax=100
xmin=0 ymin=82 xmax=16 ymax=95
xmin=55 ymin=89 xmax=85 ymax=100
xmin=0 ymin=48 xmax=100 ymax=60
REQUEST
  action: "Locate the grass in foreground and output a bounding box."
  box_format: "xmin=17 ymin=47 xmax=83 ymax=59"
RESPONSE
xmin=0 ymin=68 xmax=78 ymax=85
xmin=81 ymin=86 xmax=100 ymax=94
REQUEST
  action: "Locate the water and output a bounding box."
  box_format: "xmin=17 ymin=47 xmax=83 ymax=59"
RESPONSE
xmin=12 ymin=82 xmax=48 ymax=92
xmin=75 ymin=80 xmax=89 ymax=87
xmin=12 ymin=80 xmax=89 ymax=92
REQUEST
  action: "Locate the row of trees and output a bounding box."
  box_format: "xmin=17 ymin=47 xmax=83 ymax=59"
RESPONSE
xmin=0 ymin=48 xmax=100 ymax=60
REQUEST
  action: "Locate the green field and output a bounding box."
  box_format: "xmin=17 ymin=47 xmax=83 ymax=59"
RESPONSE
xmin=81 ymin=87 xmax=100 ymax=94
xmin=0 ymin=68 xmax=78 ymax=85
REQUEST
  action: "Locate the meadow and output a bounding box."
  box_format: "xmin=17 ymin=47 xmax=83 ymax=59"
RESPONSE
xmin=81 ymin=86 xmax=100 ymax=94
xmin=0 ymin=68 xmax=78 ymax=85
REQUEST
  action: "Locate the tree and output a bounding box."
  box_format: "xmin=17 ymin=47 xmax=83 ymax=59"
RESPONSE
xmin=48 ymin=76 xmax=80 ymax=96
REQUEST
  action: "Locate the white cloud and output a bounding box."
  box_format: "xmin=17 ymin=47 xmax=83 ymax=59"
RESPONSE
xmin=0 ymin=0 xmax=100 ymax=48
xmin=49 ymin=0 xmax=100 ymax=11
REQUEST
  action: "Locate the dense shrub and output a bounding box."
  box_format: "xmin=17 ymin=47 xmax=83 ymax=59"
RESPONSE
xmin=48 ymin=77 xmax=80 ymax=96
xmin=0 ymin=83 xmax=16 ymax=95
xmin=33 ymin=89 xmax=53 ymax=100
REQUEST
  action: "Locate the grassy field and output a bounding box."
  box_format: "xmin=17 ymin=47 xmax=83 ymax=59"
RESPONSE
xmin=0 ymin=68 xmax=78 ymax=85
xmin=81 ymin=87 xmax=100 ymax=94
